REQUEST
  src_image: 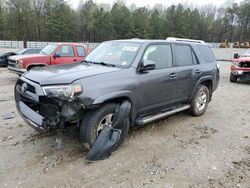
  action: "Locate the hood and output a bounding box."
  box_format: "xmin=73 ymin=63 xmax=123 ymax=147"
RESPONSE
xmin=23 ymin=63 xmax=121 ymax=85
xmin=9 ymin=53 xmax=47 ymax=60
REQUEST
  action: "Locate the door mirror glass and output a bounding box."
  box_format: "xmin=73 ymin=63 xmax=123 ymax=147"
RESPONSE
xmin=234 ymin=53 xmax=239 ymax=59
xmin=53 ymin=53 xmax=61 ymax=59
xmin=141 ymin=60 xmax=156 ymax=71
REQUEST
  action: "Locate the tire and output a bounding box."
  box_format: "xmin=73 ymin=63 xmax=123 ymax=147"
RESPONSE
xmin=80 ymin=103 xmax=129 ymax=149
xmin=230 ymin=73 xmax=237 ymax=82
xmin=188 ymin=85 xmax=210 ymax=116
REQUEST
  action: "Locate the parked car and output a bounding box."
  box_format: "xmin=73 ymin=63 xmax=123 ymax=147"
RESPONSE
xmin=0 ymin=48 xmax=41 ymax=67
xmin=8 ymin=43 xmax=90 ymax=75
xmin=230 ymin=49 xmax=250 ymax=82
xmin=15 ymin=38 xmax=220 ymax=149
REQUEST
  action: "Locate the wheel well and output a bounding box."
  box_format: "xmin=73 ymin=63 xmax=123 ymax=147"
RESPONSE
xmin=103 ymin=97 xmax=132 ymax=106
xmin=103 ymin=97 xmax=135 ymax=125
xmin=200 ymin=80 xmax=213 ymax=100
xmin=27 ymin=64 xmax=46 ymax=71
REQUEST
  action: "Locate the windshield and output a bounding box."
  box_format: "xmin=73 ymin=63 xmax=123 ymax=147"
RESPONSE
xmin=242 ymin=49 xmax=250 ymax=57
xmin=40 ymin=44 xmax=57 ymax=55
xmin=16 ymin=49 xmax=27 ymax=55
xmin=85 ymin=41 xmax=141 ymax=68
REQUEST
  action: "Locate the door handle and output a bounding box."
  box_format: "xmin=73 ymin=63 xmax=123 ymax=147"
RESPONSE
xmin=169 ymin=73 xmax=178 ymax=79
xmin=194 ymin=69 xmax=202 ymax=74
xmin=73 ymin=59 xmax=77 ymax=62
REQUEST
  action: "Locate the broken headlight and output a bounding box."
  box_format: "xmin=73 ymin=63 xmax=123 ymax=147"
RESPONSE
xmin=42 ymin=84 xmax=82 ymax=100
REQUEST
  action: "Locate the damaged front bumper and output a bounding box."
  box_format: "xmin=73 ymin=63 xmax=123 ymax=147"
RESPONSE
xmin=17 ymin=101 xmax=47 ymax=133
xmin=15 ymin=77 xmax=83 ymax=132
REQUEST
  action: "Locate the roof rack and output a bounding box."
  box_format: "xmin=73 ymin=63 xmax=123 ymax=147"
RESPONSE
xmin=166 ymin=37 xmax=205 ymax=44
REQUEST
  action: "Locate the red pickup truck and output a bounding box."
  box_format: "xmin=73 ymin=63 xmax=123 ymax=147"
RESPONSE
xmin=8 ymin=43 xmax=90 ymax=75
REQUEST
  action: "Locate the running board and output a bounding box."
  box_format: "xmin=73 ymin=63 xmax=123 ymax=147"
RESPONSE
xmin=136 ymin=104 xmax=190 ymax=125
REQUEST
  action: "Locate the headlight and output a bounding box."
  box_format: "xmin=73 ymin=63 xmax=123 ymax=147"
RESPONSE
xmin=16 ymin=60 xmax=23 ymax=68
xmin=42 ymin=84 xmax=82 ymax=100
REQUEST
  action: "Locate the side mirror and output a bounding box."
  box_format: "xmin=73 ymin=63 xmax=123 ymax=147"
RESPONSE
xmin=53 ymin=53 xmax=61 ymax=59
xmin=234 ymin=53 xmax=239 ymax=59
xmin=140 ymin=60 xmax=156 ymax=72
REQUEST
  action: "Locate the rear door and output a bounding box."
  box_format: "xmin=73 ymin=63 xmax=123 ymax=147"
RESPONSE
xmin=172 ymin=44 xmax=200 ymax=102
xmin=52 ymin=45 xmax=76 ymax=65
xmin=137 ymin=43 xmax=178 ymax=114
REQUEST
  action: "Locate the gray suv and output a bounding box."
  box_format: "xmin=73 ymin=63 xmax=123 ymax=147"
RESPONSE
xmin=15 ymin=38 xmax=220 ymax=148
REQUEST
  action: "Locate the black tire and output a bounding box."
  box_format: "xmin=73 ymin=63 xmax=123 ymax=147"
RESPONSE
xmin=80 ymin=103 xmax=129 ymax=149
xmin=188 ymin=85 xmax=210 ymax=116
xmin=230 ymin=73 xmax=237 ymax=82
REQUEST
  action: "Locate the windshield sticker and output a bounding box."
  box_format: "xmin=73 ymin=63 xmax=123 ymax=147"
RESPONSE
xmin=122 ymin=61 xmax=127 ymax=65
xmin=122 ymin=46 xmax=138 ymax=52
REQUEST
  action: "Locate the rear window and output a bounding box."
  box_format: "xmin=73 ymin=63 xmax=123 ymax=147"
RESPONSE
xmin=197 ymin=45 xmax=216 ymax=63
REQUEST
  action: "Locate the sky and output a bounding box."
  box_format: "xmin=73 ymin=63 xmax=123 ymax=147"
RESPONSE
xmin=68 ymin=0 xmax=243 ymax=9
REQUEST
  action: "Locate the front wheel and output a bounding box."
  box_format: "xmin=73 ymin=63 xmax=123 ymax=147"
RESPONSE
xmin=230 ymin=73 xmax=237 ymax=82
xmin=188 ymin=85 xmax=210 ymax=116
xmin=80 ymin=103 xmax=129 ymax=149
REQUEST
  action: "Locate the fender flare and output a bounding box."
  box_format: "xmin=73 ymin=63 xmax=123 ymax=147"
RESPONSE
xmin=93 ymin=90 xmax=137 ymax=125
xmin=189 ymin=76 xmax=213 ymax=101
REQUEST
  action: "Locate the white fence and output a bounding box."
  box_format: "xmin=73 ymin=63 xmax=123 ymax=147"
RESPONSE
xmin=0 ymin=40 xmax=24 ymax=48
xmin=0 ymin=40 xmax=100 ymax=50
xmin=0 ymin=40 xmax=225 ymax=50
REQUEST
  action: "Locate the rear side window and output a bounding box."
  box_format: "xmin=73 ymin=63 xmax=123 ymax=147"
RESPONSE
xmin=76 ymin=46 xmax=85 ymax=57
xmin=57 ymin=46 xmax=74 ymax=57
xmin=174 ymin=45 xmax=193 ymax=66
xmin=143 ymin=44 xmax=173 ymax=69
xmin=197 ymin=45 xmax=215 ymax=63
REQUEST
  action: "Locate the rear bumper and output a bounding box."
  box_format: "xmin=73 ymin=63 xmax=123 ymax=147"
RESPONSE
xmin=8 ymin=65 xmax=26 ymax=75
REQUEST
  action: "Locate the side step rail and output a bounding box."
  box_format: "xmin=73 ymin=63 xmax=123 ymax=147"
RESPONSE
xmin=136 ymin=104 xmax=190 ymax=125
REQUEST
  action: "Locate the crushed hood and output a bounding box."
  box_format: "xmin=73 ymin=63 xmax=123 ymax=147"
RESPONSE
xmin=23 ymin=63 xmax=121 ymax=85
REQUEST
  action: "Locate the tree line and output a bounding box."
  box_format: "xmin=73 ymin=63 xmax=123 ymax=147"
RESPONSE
xmin=0 ymin=0 xmax=250 ymax=43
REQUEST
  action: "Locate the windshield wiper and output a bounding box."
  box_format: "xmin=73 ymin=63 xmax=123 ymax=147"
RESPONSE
xmin=93 ymin=62 xmax=115 ymax=67
xmin=82 ymin=60 xmax=93 ymax=64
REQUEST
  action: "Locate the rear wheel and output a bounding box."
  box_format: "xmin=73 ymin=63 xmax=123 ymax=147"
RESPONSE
xmin=188 ymin=85 xmax=210 ymax=116
xmin=230 ymin=73 xmax=237 ymax=82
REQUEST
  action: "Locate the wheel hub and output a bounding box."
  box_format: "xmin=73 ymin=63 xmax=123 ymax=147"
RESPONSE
xmin=196 ymin=91 xmax=207 ymax=111
xmin=97 ymin=114 xmax=114 ymax=136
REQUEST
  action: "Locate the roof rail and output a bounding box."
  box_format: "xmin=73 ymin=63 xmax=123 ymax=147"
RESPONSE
xmin=166 ymin=37 xmax=205 ymax=44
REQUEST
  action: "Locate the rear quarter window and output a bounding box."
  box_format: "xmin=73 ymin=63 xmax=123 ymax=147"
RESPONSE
xmin=76 ymin=46 xmax=85 ymax=57
xmin=197 ymin=45 xmax=216 ymax=63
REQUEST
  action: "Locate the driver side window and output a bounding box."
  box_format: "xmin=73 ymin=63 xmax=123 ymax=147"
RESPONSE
xmin=56 ymin=46 xmax=74 ymax=57
xmin=143 ymin=44 xmax=173 ymax=69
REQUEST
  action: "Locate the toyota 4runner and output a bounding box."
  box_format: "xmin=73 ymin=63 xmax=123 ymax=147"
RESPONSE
xmin=15 ymin=38 xmax=220 ymax=148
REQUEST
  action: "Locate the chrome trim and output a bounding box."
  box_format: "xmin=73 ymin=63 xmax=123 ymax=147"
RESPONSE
xmin=141 ymin=104 xmax=190 ymax=124
xmin=8 ymin=65 xmax=26 ymax=75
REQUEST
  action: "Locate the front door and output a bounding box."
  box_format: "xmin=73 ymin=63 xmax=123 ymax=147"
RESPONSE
xmin=51 ymin=45 xmax=76 ymax=65
xmin=137 ymin=43 xmax=177 ymax=114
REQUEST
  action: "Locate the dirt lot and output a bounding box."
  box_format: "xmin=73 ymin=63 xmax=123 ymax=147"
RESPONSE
xmin=0 ymin=61 xmax=249 ymax=188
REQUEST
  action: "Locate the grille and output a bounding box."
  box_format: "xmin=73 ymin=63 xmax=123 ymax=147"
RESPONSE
xmin=17 ymin=79 xmax=36 ymax=94
xmin=239 ymin=62 xmax=250 ymax=68
xmin=8 ymin=59 xmax=18 ymax=64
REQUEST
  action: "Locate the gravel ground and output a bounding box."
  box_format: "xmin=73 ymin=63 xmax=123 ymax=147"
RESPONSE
xmin=0 ymin=60 xmax=249 ymax=188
